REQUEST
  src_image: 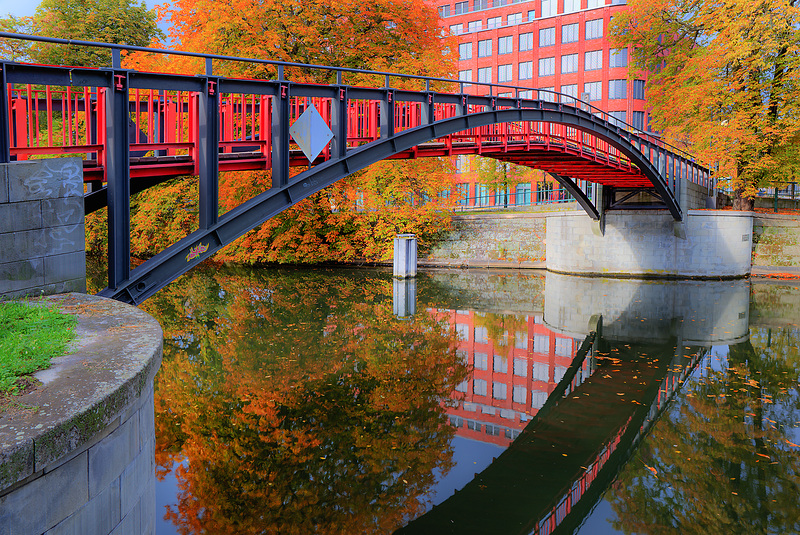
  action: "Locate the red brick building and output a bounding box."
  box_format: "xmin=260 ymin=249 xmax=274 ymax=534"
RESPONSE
xmin=435 ymin=0 xmax=650 ymax=208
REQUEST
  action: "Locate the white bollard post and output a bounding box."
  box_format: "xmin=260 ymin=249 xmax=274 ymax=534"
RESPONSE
xmin=393 ymin=234 xmax=417 ymax=278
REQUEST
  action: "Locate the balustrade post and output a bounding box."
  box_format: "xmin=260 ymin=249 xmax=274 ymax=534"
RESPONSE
xmin=330 ymin=86 xmax=348 ymax=159
xmin=380 ymin=89 xmax=395 ymax=139
xmin=105 ymin=70 xmax=131 ymax=289
xmin=0 ymin=66 xmax=9 ymax=163
xmin=272 ymin=82 xmax=290 ymax=188
xmin=198 ymin=77 xmax=220 ymax=229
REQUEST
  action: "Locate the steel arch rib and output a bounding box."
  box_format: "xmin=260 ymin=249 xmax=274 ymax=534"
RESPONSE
xmin=98 ymin=107 xmax=679 ymax=304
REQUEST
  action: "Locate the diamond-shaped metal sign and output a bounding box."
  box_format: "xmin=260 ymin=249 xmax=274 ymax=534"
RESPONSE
xmin=289 ymin=103 xmax=334 ymax=163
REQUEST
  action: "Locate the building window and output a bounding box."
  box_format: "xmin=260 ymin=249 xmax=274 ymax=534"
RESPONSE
xmin=560 ymin=84 xmax=578 ymax=103
xmin=513 ymin=357 xmax=528 ymax=376
xmin=564 ymin=0 xmax=580 ymax=13
xmin=499 ymin=64 xmax=513 ymax=82
xmin=459 ymin=69 xmax=473 ymax=88
xmin=478 ymin=66 xmax=492 ymax=83
xmin=487 ymin=16 xmax=502 ymax=29
xmin=519 ymin=32 xmax=533 ymax=51
xmin=562 ymin=23 xmax=579 ymax=44
xmin=633 ymin=79 xmax=645 ymax=100
xmin=438 ymin=5 xmax=451 ymax=17
xmin=493 ymin=355 xmax=508 ymax=373
xmin=459 ymin=42 xmax=473 ymax=60
xmin=528 ymin=9 xmax=536 ymax=21
xmin=586 ymin=18 xmax=603 ymax=39
xmin=584 ymin=80 xmax=602 ymax=101
xmin=539 ymin=57 xmax=555 ymax=76
xmin=493 ymin=0 xmax=510 ymax=6
xmin=540 ymin=86 xmax=556 ymax=102
xmin=507 ymin=12 xmax=522 ymax=25
xmin=588 ymin=0 xmax=605 ymax=7
xmin=450 ymin=23 xmax=463 ymax=35
xmin=456 ymin=182 xmax=469 ymax=204
xmin=585 ymin=50 xmax=602 ymax=70
xmin=541 ymin=0 xmax=557 ymax=17
xmin=499 ymin=35 xmax=513 ymax=54
xmin=468 ymin=20 xmax=483 ymax=32
xmin=609 ymin=110 xmax=627 ymax=127
xmin=520 ymin=89 xmax=533 ymax=98
xmin=561 ymin=53 xmax=578 ymax=74
xmin=478 ymin=39 xmax=492 ymax=57
xmin=455 ymin=1 xmax=468 ymax=14
xmin=609 ymin=79 xmax=627 ymax=99
xmin=555 ymin=337 xmax=572 ymax=357
xmin=474 ymin=350 xmax=488 ymax=368
xmin=513 ymin=385 xmax=527 ymax=404
xmin=632 ymin=110 xmax=645 ymax=130
xmin=610 ymin=48 xmax=628 ymax=68
xmin=473 ymin=0 xmax=488 ymax=9
xmin=532 ymin=360 xmax=549 ymax=380
xmin=492 ymin=382 xmax=508 ymax=400
xmin=518 ymin=61 xmax=533 ymax=80
xmin=539 ymin=27 xmax=555 ymax=47
xmin=473 ymin=378 xmax=488 ymax=396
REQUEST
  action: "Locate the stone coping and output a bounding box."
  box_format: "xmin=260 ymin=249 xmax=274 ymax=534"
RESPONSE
xmin=0 ymin=293 xmax=163 ymax=493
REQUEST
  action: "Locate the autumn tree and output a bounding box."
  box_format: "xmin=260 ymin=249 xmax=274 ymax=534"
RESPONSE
xmin=611 ymin=0 xmax=800 ymax=210
xmin=0 ymin=0 xmax=163 ymax=67
xmin=86 ymin=0 xmax=460 ymax=266
xmin=472 ymin=157 xmax=549 ymax=207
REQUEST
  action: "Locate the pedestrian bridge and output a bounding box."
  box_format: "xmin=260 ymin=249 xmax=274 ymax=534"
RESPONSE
xmin=0 ymin=33 xmax=711 ymax=303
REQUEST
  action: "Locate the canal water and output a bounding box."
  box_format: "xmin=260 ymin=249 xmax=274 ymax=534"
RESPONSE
xmin=136 ymin=266 xmax=800 ymax=534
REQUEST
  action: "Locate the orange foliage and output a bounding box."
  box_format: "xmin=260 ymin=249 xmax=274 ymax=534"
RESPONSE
xmin=142 ymin=267 xmax=469 ymax=533
xmin=611 ymin=0 xmax=800 ymax=208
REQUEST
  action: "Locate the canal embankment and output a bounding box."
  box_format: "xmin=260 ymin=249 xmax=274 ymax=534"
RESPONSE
xmin=0 ymin=293 xmax=162 ymax=535
xmin=425 ymin=207 xmax=800 ymax=277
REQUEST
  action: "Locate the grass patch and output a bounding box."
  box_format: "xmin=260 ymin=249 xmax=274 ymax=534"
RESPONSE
xmin=0 ymin=301 xmax=77 ymax=396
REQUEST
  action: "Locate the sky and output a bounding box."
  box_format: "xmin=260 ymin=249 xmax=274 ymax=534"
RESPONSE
xmin=0 ymin=0 xmax=160 ymax=20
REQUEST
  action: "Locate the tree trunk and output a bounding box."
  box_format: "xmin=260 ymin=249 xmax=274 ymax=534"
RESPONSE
xmin=732 ymin=193 xmax=755 ymax=211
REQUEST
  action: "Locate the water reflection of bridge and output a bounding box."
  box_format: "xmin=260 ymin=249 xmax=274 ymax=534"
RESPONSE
xmin=399 ymin=273 xmax=751 ymax=534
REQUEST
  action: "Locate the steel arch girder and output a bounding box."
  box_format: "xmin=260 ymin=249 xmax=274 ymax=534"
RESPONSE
xmin=99 ymin=108 xmax=678 ymax=303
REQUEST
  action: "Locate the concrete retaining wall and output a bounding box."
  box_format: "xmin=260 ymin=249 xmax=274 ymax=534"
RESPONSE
xmin=546 ymin=210 xmax=752 ymax=278
xmin=0 ymin=158 xmax=86 ymax=300
xmin=425 ymin=211 xmax=547 ymax=268
xmin=0 ymin=294 xmax=163 ymax=535
xmin=752 ymin=213 xmax=800 ymax=267
xmin=679 ymin=178 xmax=714 ymax=210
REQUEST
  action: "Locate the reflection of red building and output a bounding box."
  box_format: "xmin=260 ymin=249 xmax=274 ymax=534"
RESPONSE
xmin=431 ymin=308 xmax=583 ymax=447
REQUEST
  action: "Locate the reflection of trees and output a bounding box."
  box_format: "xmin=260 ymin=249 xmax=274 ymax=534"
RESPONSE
xmin=141 ymin=266 xmax=469 ymax=534
xmin=609 ymin=327 xmax=800 ymax=534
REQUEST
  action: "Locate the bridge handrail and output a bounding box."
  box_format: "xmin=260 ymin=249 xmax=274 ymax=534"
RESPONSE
xmin=0 ymin=31 xmax=706 ymax=170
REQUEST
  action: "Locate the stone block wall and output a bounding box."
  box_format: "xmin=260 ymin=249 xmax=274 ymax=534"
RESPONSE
xmin=0 ymin=158 xmax=86 ymax=300
xmin=0 ymin=294 xmax=163 ymax=535
xmin=426 ymin=212 xmax=547 ymax=268
xmin=752 ymin=214 xmax=800 ymax=267
xmin=679 ymin=178 xmax=714 ymax=210
xmin=546 ymin=210 xmax=752 ymax=278
xmin=0 ymin=386 xmax=156 ymax=535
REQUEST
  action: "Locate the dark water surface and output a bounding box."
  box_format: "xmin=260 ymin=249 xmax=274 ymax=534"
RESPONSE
xmin=138 ymin=266 xmax=800 ymax=534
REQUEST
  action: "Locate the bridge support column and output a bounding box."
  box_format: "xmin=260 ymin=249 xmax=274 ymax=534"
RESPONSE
xmin=546 ymin=210 xmax=752 ymax=278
